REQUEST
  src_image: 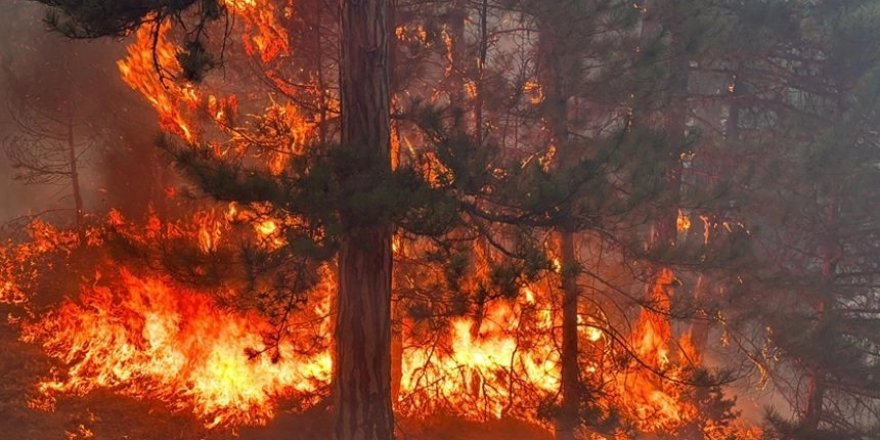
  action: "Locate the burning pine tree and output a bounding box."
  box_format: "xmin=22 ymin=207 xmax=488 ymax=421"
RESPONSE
xmin=2 ymin=1 xmax=880 ymax=440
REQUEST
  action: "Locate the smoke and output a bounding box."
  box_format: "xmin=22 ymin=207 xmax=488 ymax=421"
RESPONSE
xmin=0 ymin=0 xmax=161 ymax=230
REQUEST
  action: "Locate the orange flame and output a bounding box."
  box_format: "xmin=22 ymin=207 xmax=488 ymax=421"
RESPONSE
xmin=117 ymin=23 xmax=198 ymax=144
xmin=23 ymin=269 xmax=331 ymax=428
xmin=616 ymin=268 xmax=697 ymax=432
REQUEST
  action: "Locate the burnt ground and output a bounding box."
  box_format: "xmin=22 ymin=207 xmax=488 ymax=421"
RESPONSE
xmin=0 ymin=317 xmax=552 ymax=440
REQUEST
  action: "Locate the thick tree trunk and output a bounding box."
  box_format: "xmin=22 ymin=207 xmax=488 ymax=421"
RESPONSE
xmin=335 ymin=0 xmax=395 ymax=439
xmin=336 ymin=232 xmax=394 ymax=440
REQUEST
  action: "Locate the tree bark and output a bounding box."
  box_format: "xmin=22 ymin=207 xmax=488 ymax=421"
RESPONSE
xmin=803 ymin=194 xmax=837 ymax=432
xmin=474 ymin=0 xmax=487 ymax=146
xmin=536 ymin=11 xmax=580 ymax=439
xmin=335 ymin=0 xmax=395 ymax=439
xmin=557 ymin=232 xmax=580 ymax=440
xmin=447 ymin=0 xmax=467 ymax=132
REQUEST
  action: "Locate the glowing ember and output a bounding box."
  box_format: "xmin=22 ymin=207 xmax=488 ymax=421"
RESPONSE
xmin=676 ymin=210 xmax=691 ymax=233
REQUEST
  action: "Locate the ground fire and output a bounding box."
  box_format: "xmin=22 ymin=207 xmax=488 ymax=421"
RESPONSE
xmin=2 ymin=1 xmax=880 ymax=440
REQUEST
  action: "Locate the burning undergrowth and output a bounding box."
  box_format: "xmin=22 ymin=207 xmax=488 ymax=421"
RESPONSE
xmin=22 ymin=269 xmax=331 ymax=428
xmin=0 ymin=208 xmax=759 ymax=440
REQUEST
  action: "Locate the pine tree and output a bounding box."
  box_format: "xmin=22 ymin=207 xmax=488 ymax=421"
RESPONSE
xmin=334 ymin=0 xmax=395 ymax=438
xmin=714 ymin=2 xmax=880 ymax=438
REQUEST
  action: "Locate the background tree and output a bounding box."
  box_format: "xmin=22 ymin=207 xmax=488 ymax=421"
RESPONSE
xmin=724 ymin=2 xmax=880 ymax=438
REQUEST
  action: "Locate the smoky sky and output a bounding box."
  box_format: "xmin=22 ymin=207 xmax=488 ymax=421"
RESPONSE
xmin=0 ymin=0 xmax=160 ymax=230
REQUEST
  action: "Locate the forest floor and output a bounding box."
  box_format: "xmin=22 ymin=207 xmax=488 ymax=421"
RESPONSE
xmin=0 ymin=315 xmax=552 ymax=440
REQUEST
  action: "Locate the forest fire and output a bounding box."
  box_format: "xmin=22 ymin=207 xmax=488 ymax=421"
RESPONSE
xmin=3 ymin=0 xmax=880 ymax=439
xmin=3 ymin=210 xmax=704 ymax=436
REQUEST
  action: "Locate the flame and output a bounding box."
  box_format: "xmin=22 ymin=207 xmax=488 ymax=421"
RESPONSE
xmin=222 ymin=0 xmax=290 ymax=63
xmin=256 ymin=219 xmax=277 ymax=236
xmin=22 ymin=269 xmax=331 ymax=428
xmin=523 ymin=79 xmax=545 ymax=105
xmin=1 ymin=210 xmax=701 ymax=434
xmin=398 ymin=288 xmax=561 ymax=421
xmin=196 ymin=209 xmax=226 ymax=253
xmin=1 ymin=220 xmax=83 ymax=305
xmin=117 ymin=23 xmax=198 ymax=144
xmin=614 ymin=268 xmax=697 ymax=432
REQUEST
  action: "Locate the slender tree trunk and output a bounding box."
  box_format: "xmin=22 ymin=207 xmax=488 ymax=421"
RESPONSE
xmin=686 ymin=70 xmax=741 ymax=363
xmin=335 ymin=0 xmax=395 ymax=439
xmin=802 ymin=332 xmax=826 ymax=432
xmin=390 ymin=237 xmax=402 ymax=404
xmin=557 ymin=232 xmax=580 ymax=440
xmin=635 ymin=0 xmax=686 ymax=250
xmin=447 ymin=0 xmax=467 ymax=131
xmin=654 ymin=7 xmax=697 ymax=439
xmin=803 ymin=194 xmax=837 ymax=432
xmin=803 ymin=278 xmax=830 ymax=432
xmin=66 ymin=111 xmax=85 ymax=245
xmin=390 ymin=292 xmax=402 ymax=402
xmin=387 ymin=4 xmax=403 ymax=401
xmin=536 ymin=11 xmax=580 ymax=438
xmin=474 ymin=0 xmax=487 ymax=146
xmin=315 ymin=2 xmax=328 ymax=145
xmin=654 ymin=30 xmax=687 ymax=250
